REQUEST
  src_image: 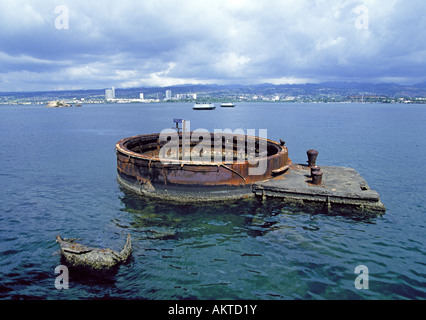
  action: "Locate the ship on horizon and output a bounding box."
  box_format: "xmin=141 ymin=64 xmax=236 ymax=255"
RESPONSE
xmin=220 ymin=102 xmax=235 ymax=107
xmin=193 ymin=102 xmax=215 ymax=110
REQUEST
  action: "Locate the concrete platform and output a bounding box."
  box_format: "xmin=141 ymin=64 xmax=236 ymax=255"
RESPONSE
xmin=253 ymin=164 xmax=386 ymax=216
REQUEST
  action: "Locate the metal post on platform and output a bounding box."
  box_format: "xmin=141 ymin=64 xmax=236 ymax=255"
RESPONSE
xmin=182 ymin=120 xmax=190 ymax=161
xmin=173 ymin=119 xmax=189 ymax=160
xmin=310 ymin=165 xmax=321 ymax=177
xmin=311 ymin=171 xmax=323 ymax=185
xmin=307 ymin=149 xmax=319 ymax=167
xmin=173 ymin=118 xmax=183 ymax=133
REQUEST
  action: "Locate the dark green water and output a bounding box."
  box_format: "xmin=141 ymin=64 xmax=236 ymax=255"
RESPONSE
xmin=0 ymin=102 xmax=424 ymax=299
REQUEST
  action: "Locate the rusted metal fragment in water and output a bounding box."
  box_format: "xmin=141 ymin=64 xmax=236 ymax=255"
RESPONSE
xmin=116 ymin=132 xmax=291 ymax=201
xmin=56 ymin=234 xmax=132 ymax=272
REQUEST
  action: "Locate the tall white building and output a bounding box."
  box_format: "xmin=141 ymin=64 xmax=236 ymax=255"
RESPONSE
xmin=165 ymin=90 xmax=172 ymax=100
xmin=105 ymin=87 xmax=115 ymax=100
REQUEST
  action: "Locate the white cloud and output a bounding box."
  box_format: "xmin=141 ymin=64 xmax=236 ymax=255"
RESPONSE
xmin=0 ymin=0 xmax=426 ymax=91
xmin=214 ymin=53 xmax=252 ymax=76
xmin=315 ymin=37 xmax=346 ymax=51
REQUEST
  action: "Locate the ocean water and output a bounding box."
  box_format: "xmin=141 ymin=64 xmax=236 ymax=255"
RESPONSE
xmin=0 ymin=102 xmax=424 ymax=300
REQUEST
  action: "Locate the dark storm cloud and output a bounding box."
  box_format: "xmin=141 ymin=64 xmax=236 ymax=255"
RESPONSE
xmin=0 ymin=0 xmax=425 ymax=91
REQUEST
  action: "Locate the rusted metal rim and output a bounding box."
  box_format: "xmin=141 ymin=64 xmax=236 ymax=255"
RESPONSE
xmin=116 ymin=133 xmax=285 ymax=164
xmin=115 ymin=132 xmax=291 ymax=201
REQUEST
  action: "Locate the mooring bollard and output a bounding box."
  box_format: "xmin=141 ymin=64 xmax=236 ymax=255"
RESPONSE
xmin=310 ymin=165 xmax=321 ymax=177
xmin=311 ymin=171 xmax=323 ymax=185
xmin=307 ymin=149 xmax=319 ymax=167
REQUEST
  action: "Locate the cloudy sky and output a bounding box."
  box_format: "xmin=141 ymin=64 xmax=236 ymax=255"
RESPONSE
xmin=0 ymin=0 xmax=425 ymax=92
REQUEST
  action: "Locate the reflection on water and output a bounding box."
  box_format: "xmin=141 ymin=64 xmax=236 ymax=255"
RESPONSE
xmin=110 ymin=187 xmax=393 ymax=299
xmin=117 ymin=187 xmax=266 ymax=239
xmin=117 ymin=186 xmax=379 ymax=241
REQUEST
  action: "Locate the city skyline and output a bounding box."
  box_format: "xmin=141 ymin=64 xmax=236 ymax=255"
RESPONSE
xmin=0 ymin=0 xmax=425 ymax=92
xmin=3 ymin=81 xmax=426 ymax=106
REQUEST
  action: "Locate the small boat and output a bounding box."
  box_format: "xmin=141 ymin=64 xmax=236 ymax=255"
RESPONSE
xmin=56 ymin=234 xmax=132 ymax=272
xmin=193 ymin=102 xmax=215 ymax=110
xmin=220 ymin=102 xmax=235 ymax=107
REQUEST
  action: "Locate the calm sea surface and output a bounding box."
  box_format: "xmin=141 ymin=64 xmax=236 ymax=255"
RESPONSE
xmin=0 ymin=102 xmax=424 ymax=300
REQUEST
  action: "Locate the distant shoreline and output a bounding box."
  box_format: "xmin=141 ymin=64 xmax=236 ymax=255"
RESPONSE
xmin=1 ymin=99 xmax=425 ymax=106
xmin=1 ymin=82 xmax=425 ymax=105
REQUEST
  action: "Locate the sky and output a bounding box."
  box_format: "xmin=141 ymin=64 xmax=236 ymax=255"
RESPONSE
xmin=0 ymin=0 xmax=425 ymax=92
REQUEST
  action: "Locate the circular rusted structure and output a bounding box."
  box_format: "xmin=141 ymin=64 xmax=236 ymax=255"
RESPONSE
xmin=116 ymin=132 xmax=291 ymax=201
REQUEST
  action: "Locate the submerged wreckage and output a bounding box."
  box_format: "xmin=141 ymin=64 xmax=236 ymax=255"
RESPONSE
xmin=115 ymin=120 xmax=385 ymax=215
xmin=56 ymin=234 xmax=132 ymax=272
xmin=116 ymin=125 xmax=290 ymax=201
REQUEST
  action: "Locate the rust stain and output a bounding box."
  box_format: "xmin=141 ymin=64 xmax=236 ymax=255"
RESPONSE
xmin=116 ymin=133 xmax=291 ymax=190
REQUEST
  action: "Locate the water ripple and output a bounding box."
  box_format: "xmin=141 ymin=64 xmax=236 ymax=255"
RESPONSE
xmin=1 ymin=103 xmax=425 ymax=300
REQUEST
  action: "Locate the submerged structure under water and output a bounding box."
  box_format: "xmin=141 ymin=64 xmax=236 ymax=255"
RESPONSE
xmin=115 ymin=123 xmax=385 ymax=215
xmin=116 ymin=131 xmax=291 ymax=201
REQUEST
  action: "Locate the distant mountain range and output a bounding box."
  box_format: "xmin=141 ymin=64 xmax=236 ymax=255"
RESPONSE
xmin=1 ymin=82 xmax=426 ymax=103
